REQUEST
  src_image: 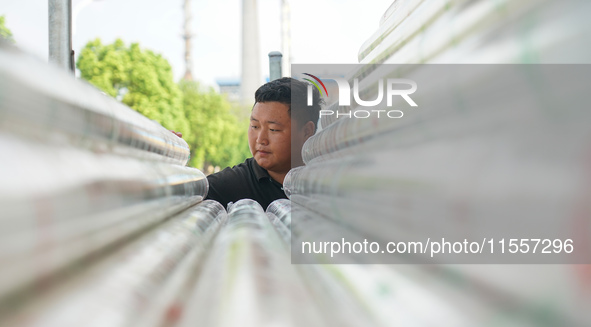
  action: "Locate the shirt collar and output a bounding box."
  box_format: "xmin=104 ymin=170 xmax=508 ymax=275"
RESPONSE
xmin=251 ymin=158 xmax=284 ymax=188
xmin=251 ymin=157 xmax=272 ymax=181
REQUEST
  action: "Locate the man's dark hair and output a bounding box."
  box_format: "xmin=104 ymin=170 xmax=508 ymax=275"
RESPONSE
xmin=254 ymin=77 xmax=323 ymax=132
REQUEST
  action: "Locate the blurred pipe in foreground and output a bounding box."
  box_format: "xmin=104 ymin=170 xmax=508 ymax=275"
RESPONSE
xmin=266 ymin=198 xmax=290 ymax=225
xmin=0 ymin=135 xmax=207 ymax=307
xmin=0 ymin=42 xmax=209 ymax=322
xmin=176 ymin=199 xmax=326 ymax=327
xmin=1 ymin=201 xmax=226 ymax=327
xmin=287 ymin=0 xmax=591 ymax=325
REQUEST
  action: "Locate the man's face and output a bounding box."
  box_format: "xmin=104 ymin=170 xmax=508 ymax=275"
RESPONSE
xmin=249 ymin=101 xmax=307 ymax=175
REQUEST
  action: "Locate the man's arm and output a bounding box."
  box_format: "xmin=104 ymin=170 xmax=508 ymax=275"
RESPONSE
xmin=206 ymin=172 xmax=233 ymax=208
xmin=205 ymin=163 xmax=251 ymax=208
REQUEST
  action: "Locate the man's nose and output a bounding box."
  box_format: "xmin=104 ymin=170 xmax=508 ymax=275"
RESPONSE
xmin=257 ymin=129 xmax=269 ymax=145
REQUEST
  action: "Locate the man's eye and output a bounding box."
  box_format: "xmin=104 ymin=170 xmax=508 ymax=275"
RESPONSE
xmin=270 ymin=129 xmax=280 ymax=132
xmin=251 ymin=125 xmax=259 ymax=129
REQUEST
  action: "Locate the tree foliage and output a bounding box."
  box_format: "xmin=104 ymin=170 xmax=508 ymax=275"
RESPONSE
xmin=0 ymin=16 xmax=15 ymax=43
xmin=77 ymin=38 xmax=189 ymax=136
xmin=77 ymin=38 xmax=250 ymax=170
xmin=180 ymin=81 xmax=251 ymax=169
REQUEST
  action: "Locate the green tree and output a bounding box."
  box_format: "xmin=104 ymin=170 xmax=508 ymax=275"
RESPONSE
xmin=77 ymin=38 xmax=250 ymax=171
xmin=0 ymin=16 xmax=15 ymax=43
xmin=77 ymin=38 xmax=189 ymax=139
xmin=180 ymin=81 xmax=251 ymax=170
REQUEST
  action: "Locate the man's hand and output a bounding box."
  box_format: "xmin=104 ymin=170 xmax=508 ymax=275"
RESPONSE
xmin=170 ymin=130 xmax=183 ymax=138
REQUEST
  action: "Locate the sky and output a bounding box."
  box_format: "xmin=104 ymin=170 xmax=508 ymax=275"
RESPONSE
xmin=0 ymin=0 xmax=394 ymax=87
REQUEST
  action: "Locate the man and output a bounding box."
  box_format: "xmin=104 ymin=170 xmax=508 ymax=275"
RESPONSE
xmin=206 ymin=77 xmax=322 ymax=209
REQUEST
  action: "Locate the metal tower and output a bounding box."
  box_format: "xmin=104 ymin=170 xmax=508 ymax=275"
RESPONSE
xmin=281 ymin=0 xmax=291 ymax=77
xmin=183 ymin=0 xmax=194 ymax=81
xmin=240 ymin=0 xmax=262 ymax=104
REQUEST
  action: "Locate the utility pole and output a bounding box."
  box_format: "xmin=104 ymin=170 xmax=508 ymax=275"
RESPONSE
xmin=182 ymin=0 xmax=194 ymax=81
xmin=48 ymin=0 xmax=74 ymax=73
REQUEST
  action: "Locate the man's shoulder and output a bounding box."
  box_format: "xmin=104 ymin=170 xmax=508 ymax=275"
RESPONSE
xmin=205 ymin=157 xmax=286 ymax=209
xmin=205 ymin=158 xmax=259 ymax=207
xmin=207 ymin=158 xmax=256 ymax=182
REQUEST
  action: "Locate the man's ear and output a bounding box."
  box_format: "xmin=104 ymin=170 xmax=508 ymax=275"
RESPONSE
xmin=303 ymin=121 xmax=315 ymax=139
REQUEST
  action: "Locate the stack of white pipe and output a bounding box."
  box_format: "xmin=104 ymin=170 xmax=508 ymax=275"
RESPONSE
xmin=3 ymin=201 xmax=226 ymax=327
xmin=0 ymin=43 xmax=209 ymax=325
xmin=2 ymin=0 xmax=591 ymax=325
xmin=176 ymin=199 xmax=328 ymax=327
xmin=320 ymin=0 xmax=591 ymax=128
xmin=285 ymin=0 xmax=591 ymax=326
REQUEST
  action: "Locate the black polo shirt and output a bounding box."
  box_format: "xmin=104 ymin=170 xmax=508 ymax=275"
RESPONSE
xmin=205 ymin=157 xmax=288 ymax=210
